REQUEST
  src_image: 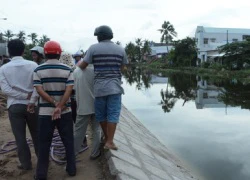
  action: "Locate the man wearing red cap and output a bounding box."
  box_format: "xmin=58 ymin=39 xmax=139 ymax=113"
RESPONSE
xmin=33 ymin=41 xmax=76 ymax=180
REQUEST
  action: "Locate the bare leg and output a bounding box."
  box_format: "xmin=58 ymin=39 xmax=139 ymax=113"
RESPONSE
xmin=100 ymin=121 xmax=108 ymax=142
xmin=105 ymin=122 xmax=118 ymax=150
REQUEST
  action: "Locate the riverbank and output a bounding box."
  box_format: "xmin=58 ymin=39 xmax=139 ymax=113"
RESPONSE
xmin=132 ymin=62 xmax=250 ymax=82
xmin=106 ymin=105 xmax=198 ymax=180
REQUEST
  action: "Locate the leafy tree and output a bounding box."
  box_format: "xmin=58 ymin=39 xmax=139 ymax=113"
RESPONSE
xmin=16 ymin=31 xmax=26 ymax=43
xmin=125 ymin=42 xmax=137 ymax=62
xmin=28 ymin=33 xmax=38 ymax=45
xmin=38 ymin=35 xmax=50 ymax=47
xmin=218 ymin=39 xmax=250 ymax=69
xmin=158 ymin=21 xmax=177 ymax=53
xmin=142 ymin=40 xmax=151 ymax=56
xmin=3 ymin=30 xmax=14 ymax=42
xmin=169 ymin=37 xmax=197 ymax=67
xmin=135 ymin=38 xmax=143 ymax=61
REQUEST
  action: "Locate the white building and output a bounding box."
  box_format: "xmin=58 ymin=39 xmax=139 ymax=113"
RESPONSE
xmin=195 ymin=26 xmax=250 ymax=65
xmin=195 ymin=78 xmax=227 ymax=109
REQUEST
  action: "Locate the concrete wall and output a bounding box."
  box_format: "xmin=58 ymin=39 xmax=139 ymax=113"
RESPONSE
xmin=106 ymin=106 xmax=198 ymax=180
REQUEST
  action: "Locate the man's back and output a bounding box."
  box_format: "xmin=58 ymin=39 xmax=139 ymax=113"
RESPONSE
xmin=0 ymin=56 xmax=38 ymax=107
xmin=73 ymin=66 xmax=95 ymax=115
xmin=83 ymin=40 xmax=128 ymax=97
xmin=33 ymin=59 xmax=74 ymax=116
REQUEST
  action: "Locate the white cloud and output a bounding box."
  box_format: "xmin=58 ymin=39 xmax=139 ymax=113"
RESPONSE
xmin=1 ymin=0 xmax=250 ymax=53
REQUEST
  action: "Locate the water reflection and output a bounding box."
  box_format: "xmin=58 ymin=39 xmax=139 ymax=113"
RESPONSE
xmin=122 ymin=66 xmax=250 ymax=180
xmin=123 ymin=66 xmax=250 ymax=112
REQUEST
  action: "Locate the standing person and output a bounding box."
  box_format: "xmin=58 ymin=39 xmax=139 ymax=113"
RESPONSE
xmin=30 ymin=46 xmax=45 ymax=65
xmin=59 ymin=52 xmax=77 ymax=123
xmin=73 ymin=51 xmax=83 ymax=65
xmin=0 ymin=39 xmax=39 ymax=170
xmin=79 ymin=25 xmax=128 ymax=150
xmin=73 ymin=64 xmax=102 ymax=159
xmin=33 ymin=41 xmax=76 ymax=180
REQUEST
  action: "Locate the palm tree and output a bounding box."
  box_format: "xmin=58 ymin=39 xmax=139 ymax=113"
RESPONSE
xmin=158 ymin=21 xmax=177 ymax=53
xmin=3 ymin=30 xmax=14 ymax=42
xmin=28 ymin=33 xmax=38 ymax=45
xmin=16 ymin=31 xmax=26 ymax=43
xmin=38 ymin=35 xmax=50 ymax=46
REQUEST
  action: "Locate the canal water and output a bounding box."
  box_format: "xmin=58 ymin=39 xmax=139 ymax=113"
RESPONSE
xmin=122 ymin=67 xmax=250 ymax=180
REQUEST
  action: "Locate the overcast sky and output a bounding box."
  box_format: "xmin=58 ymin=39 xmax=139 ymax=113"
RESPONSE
xmin=0 ymin=0 xmax=249 ymax=53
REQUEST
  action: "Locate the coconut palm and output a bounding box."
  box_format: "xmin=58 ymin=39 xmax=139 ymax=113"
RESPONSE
xmin=16 ymin=31 xmax=26 ymax=43
xmin=38 ymin=35 xmax=50 ymax=46
xmin=3 ymin=30 xmax=14 ymax=42
xmin=28 ymin=33 xmax=38 ymax=45
xmin=158 ymin=21 xmax=177 ymax=53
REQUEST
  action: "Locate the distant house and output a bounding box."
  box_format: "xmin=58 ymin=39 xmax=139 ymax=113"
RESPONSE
xmin=148 ymin=42 xmax=174 ymax=59
xmin=195 ymin=26 xmax=250 ymax=65
xmin=0 ymin=42 xmax=8 ymax=56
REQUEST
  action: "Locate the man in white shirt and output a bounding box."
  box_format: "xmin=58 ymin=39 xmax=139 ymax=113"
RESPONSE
xmin=73 ymin=65 xmax=102 ymax=159
xmin=0 ymin=39 xmax=39 ymax=170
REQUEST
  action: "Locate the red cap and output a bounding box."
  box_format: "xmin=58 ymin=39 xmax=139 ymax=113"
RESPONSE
xmin=44 ymin=41 xmax=62 ymax=55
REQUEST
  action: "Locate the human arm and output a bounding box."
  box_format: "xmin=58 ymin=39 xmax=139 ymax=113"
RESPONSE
xmin=121 ymin=50 xmax=129 ymax=72
xmin=79 ymin=47 xmax=93 ymax=70
xmin=79 ymin=61 xmax=88 ymax=70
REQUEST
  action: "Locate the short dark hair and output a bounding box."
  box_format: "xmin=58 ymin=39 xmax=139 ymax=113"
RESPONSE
xmin=8 ymin=39 xmax=25 ymax=57
xmin=45 ymin=54 xmax=60 ymax=59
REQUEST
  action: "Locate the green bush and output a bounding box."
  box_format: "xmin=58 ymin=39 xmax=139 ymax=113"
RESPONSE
xmin=209 ymin=63 xmax=225 ymax=71
xmin=201 ymin=62 xmax=210 ymax=68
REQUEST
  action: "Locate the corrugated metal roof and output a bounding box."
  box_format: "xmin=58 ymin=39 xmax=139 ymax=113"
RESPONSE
xmin=204 ymin=27 xmax=250 ymax=34
xmin=150 ymin=46 xmax=174 ymax=55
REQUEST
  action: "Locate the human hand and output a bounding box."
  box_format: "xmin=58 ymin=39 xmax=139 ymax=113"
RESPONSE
xmin=52 ymin=107 xmax=62 ymax=120
xmin=27 ymin=103 xmax=35 ymax=113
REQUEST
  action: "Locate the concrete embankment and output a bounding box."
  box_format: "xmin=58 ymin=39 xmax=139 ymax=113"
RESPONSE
xmin=105 ymin=106 xmax=198 ymax=180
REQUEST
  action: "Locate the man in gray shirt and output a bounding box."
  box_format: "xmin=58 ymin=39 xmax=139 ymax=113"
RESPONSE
xmin=73 ymin=65 xmax=102 ymax=159
xmin=79 ymin=25 xmax=128 ymax=150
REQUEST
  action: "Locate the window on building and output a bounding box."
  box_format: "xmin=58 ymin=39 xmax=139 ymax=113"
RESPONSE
xmin=243 ymin=35 xmax=250 ymax=40
xmin=232 ymin=39 xmax=238 ymax=42
xmin=203 ymin=38 xmax=208 ymax=44
xmin=210 ymin=38 xmax=216 ymax=42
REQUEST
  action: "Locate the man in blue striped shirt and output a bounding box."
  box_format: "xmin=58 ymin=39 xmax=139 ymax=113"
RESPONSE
xmin=80 ymin=25 xmax=128 ymax=150
xmin=33 ymin=41 xmax=76 ymax=180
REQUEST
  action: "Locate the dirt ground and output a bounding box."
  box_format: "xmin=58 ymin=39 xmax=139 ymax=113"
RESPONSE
xmin=0 ymin=112 xmax=113 ymax=180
